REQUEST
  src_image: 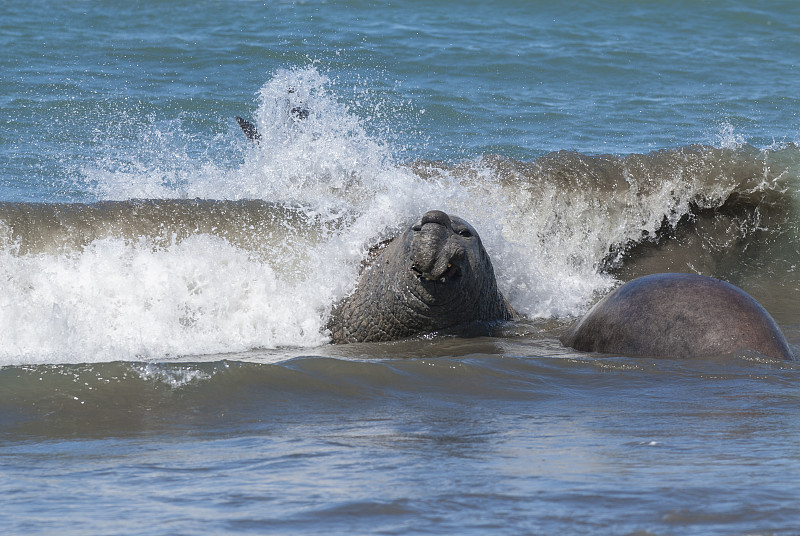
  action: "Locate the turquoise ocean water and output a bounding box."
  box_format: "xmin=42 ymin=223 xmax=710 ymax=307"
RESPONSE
xmin=2 ymin=1 xmax=800 ymax=534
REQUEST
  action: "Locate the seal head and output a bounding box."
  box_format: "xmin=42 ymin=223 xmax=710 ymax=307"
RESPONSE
xmin=328 ymin=210 xmax=516 ymax=343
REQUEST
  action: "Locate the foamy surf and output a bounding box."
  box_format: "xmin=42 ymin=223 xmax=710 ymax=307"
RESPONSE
xmin=0 ymin=234 xmax=333 ymax=365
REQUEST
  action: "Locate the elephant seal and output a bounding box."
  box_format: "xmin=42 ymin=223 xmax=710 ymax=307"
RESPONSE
xmin=328 ymin=210 xmax=516 ymax=343
xmin=561 ymin=273 xmax=793 ymax=360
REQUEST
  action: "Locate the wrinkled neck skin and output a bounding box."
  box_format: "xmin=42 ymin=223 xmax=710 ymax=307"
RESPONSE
xmin=328 ymin=210 xmax=515 ymax=343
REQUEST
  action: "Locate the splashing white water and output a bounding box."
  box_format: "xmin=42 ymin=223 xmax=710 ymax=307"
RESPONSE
xmin=0 ymin=235 xmax=334 ymax=365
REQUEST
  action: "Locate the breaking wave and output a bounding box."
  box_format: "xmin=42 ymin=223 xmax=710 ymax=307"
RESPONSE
xmin=2 ymin=67 xmax=798 ymax=365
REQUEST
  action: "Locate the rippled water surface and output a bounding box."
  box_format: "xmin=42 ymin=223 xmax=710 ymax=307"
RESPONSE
xmin=3 ymin=348 xmax=800 ymax=535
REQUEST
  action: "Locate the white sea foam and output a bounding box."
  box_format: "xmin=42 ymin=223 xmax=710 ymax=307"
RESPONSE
xmin=0 ymin=235 xmax=331 ymax=365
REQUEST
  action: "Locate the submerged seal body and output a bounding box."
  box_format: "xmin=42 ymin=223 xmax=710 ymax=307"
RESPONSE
xmin=328 ymin=210 xmax=516 ymax=343
xmin=561 ymin=273 xmax=793 ymax=360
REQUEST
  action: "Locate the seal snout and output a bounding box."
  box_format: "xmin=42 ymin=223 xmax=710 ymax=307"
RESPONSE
xmin=409 ymin=210 xmax=465 ymax=284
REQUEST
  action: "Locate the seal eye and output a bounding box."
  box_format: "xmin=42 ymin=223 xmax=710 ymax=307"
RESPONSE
xmin=457 ymin=229 xmax=473 ymax=238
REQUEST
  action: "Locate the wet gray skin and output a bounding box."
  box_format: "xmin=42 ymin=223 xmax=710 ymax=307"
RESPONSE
xmin=561 ymin=272 xmax=793 ymax=360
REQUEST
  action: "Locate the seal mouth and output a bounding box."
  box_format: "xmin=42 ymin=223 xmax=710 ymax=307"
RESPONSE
xmin=410 ymin=262 xmax=462 ymax=283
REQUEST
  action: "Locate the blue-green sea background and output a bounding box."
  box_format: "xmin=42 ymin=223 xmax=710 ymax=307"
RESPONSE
xmin=5 ymin=0 xmax=800 ymax=202
xmin=2 ymin=1 xmax=800 ymax=535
